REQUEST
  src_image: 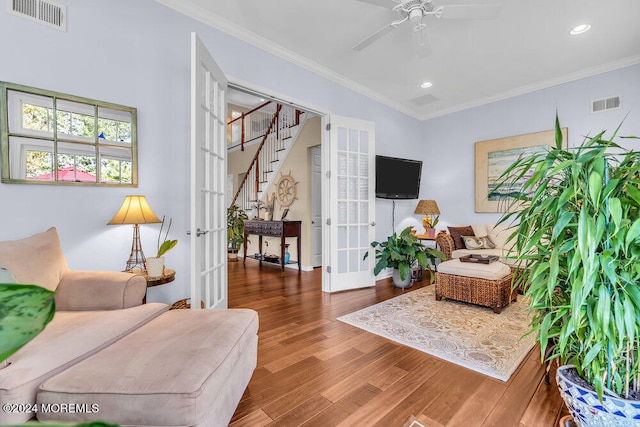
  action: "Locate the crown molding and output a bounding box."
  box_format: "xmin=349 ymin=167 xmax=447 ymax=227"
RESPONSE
xmin=155 ymin=1 xmax=640 ymax=123
xmin=154 ymin=0 xmax=422 ymax=120
xmin=417 ymin=54 xmax=640 ymax=121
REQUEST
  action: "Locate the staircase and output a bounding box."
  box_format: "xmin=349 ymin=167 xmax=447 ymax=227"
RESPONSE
xmin=229 ymin=101 xmax=306 ymax=213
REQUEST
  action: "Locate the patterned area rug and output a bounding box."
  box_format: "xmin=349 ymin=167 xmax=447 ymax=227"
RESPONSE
xmin=337 ymin=285 xmax=535 ymax=381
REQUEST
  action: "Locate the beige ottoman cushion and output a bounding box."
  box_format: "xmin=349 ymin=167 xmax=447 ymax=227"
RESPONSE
xmin=37 ymin=308 xmax=259 ymax=427
xmin=0 ymin=303 xmax=168 ymax=425
xmin=438 ymin=259 xmax=510 ymax=280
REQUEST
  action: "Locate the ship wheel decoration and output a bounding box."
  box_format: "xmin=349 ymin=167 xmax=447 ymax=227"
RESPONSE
xmin=276 ymin=171 xmax=298 ymax=207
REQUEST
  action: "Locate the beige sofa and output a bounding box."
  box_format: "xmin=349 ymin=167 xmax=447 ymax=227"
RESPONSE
xmin=0 ymin=227 xmax=258 ymax=426
xmin=436 ymin=223 xmax=517 ymax=266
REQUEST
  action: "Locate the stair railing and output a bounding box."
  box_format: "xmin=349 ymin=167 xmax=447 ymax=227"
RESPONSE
xmin=230 ymin=102 xmax=306 ymax=212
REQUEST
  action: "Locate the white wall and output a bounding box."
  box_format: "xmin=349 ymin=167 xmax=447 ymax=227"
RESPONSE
xmin=0 ymin=0 xmax=422 ymax=303
xmin=2 ymin=1 xmax=638 ymax=301
xmin=412 ymin=64 xmax=640 ymax=233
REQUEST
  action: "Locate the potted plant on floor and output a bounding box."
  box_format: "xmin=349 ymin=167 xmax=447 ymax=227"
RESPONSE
xmin=227 ymin=204 xmax=248 ymax=262
xmin=365 ymin=226 xmax=445 ymax=288
xmin=496 ymin=116 xmax=640 ymax=426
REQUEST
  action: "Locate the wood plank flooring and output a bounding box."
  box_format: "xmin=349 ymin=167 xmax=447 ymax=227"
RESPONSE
xmin=228 ymin=260 xmax=569 ymax=426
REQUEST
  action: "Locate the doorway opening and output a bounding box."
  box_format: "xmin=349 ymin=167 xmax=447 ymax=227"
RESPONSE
xmin=226 ymin=84 xmax=324 ymax=272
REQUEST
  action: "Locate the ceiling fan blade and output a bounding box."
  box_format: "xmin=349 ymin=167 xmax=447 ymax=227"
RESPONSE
xmin=355 ymin=0 xmax=394 ymax=8
xmin=438 ymin=4 xmax=501 ymax=20
xmin=352 ymin=24 xmax=395 ymax=51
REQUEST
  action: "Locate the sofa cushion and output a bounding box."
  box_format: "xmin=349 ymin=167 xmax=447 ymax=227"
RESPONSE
xmin=0 ymin=303 xmax=168 ymax=425
xmin=438 ymin=259 xmax=511 ymax=280
xmin=0 ymin=265 xmax=17 ymax=283
xmin=487 ymin=224 xmax=514 ymax=250
xmin=471 ymin=224 xmax=488 ymax=237
xmin=37 ymin=308 xmax=259 ymax=427
xmin=448 ymin=226 xmax=475 ymax=250
xmin=0 ymin=227 xmax=68 ymax=292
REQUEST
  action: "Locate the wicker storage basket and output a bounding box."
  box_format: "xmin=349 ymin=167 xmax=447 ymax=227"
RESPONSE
xmin=435 ymin=271 xmax=515 ymax=314
xmin=169 ymin=298 xmax=205 ymax=310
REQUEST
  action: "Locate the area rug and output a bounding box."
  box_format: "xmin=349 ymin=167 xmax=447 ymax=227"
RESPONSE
xmin=337 ymin=285 xmax=535 ymax=381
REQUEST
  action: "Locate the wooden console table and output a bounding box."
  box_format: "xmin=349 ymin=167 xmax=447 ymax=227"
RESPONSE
xmin=243 ymin=220 xmax=301 ymax=271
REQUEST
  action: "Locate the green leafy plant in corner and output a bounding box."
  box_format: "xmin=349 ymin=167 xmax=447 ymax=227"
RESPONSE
xmin=364 ymin=226 xmax=446 ymax=282
xmin=495 ymin=115 xmax=640 ymax=401
xmin=156 ymin=215 xmax=178 ymax=257
xmin=227 ymin=204 xmax=249 ymax=251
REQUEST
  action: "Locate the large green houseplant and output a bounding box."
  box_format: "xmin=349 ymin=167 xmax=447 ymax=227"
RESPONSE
xmin=227 ymin=204 xmax=248 ymax=261
xmin=365 ymin=226 xmax=445 ymax=288
xmin=496 ymin=116 xmax=640 ymax=425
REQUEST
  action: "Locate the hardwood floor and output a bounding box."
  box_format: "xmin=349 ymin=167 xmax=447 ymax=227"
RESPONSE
xmin=228 ymin=260 xmax=568 ymax=426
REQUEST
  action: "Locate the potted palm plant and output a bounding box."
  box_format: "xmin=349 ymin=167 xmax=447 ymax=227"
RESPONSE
xmin=496 ymin=116 xmax=640 ymax=426
xmin=365 ymin=226 xmax=445 ymax=288
xmin=227 ymin=204 xmax=248 ymax=262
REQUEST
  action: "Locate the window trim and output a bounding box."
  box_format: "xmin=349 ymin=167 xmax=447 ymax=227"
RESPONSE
xmin=0 ymin=81 xmax=138 ymax=187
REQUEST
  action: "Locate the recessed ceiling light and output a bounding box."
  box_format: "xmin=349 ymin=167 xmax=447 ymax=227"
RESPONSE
xmin=570 ymin=24 xmax=591 ymax=35
xmin=420 ymin=81 xmax=433 ymax=89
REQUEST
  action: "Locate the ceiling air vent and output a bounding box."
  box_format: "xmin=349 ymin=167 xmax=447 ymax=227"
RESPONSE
xmin=6 ymin=0 xmax=66 ymax=31
xmin=410 ymin=94 xmax=438 ymax=106
xmin=591 ymin=95 xmax=621 ymax=113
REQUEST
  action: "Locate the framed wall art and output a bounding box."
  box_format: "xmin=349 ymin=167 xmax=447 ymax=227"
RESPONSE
xmin=475 ymin=128 xmax=567 ymax=212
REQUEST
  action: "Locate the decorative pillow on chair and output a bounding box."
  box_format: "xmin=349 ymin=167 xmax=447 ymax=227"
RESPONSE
xmin=448 ymin=226 xmax=475 ymax=250
xmin=462 ymin=235 xmax=496 ymax=250
xmin=0 ymin=265 xmax=17 ymax=283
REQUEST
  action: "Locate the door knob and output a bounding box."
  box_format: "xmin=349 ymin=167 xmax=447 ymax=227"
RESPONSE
xmin=188 ymin=228 xmax=209 ymax=236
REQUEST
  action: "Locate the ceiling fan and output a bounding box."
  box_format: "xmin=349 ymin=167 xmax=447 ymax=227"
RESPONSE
xmin=353 ymin=0 xmax=501 ymax=52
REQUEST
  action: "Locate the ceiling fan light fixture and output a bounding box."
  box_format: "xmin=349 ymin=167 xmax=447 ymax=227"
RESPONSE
xmin=409 ymin=8 xmax=423 ymax=22
xmin=420 ymin=81 xmax=433 ymax=89
xmin=570 ymin=24 xmax=591 ymax=35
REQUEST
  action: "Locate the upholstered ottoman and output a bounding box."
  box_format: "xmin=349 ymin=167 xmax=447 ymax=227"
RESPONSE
xmin=435 ymin=259 xmax=515 ymax=313
xmin=36 ymin=308 xmax=259 ymax=427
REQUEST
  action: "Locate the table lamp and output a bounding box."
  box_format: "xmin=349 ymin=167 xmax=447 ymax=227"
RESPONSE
xmin=414 ymin=200 xmax=440 ymax=238
xmin=108 ymin=195 xmax=162 ymax=272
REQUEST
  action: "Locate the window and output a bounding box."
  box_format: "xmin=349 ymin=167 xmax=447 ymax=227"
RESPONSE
xmin=1 ymin=81 xmax=137 ymax=186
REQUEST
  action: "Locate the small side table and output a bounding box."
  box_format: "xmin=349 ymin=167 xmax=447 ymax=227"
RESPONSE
xmin=417 ymin=234 xmax=438 ymax=249
xmin=146 ymin=269 xmax=175 ymax=288
xmin=130 ymin=269 xmax=175 ymax=303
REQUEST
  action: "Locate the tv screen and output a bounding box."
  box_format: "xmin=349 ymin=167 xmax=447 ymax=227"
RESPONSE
xmin=375 ymin=155 xmax=422 ymax=199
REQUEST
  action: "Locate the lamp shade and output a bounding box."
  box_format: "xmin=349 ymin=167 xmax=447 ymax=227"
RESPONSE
xmin=107 ymin=195 xmax=162 ymax=225
xmin=414 ymin=200 xmax=440 ymax=215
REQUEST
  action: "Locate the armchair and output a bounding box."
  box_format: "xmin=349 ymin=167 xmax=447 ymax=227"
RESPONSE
xmin=0 ymin=227 xmax=146 ymax=310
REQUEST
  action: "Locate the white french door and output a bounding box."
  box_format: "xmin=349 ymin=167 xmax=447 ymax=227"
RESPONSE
xmin=323 ymin=115 xmax=376 ymax=292
xmin=190 ymin=32 xmax=228 ymax=309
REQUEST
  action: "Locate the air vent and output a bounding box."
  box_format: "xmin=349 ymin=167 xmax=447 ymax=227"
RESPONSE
xmin=410 ymin=94 xmax=438 ymax=106
xmin=6 ymin=0 xmax=66 ymax=31
xmin=591 ymin=95 xmax=621 ymax=113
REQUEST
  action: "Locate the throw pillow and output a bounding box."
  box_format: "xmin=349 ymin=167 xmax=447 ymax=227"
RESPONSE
xmin=448 ymin=226 xmax=475 ymax=250
xmin=462 ymin=235 xmax=496 ymax=250
xmin=0 ymin=265 xmax=17 ymax=283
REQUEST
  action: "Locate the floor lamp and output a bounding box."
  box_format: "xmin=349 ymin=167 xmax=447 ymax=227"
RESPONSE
xmin=108 ymin=195 xmax=162 ymax=272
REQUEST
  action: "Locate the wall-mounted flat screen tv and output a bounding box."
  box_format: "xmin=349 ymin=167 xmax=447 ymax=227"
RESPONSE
xmin=375 ymin=155 xmax=422 ymax=199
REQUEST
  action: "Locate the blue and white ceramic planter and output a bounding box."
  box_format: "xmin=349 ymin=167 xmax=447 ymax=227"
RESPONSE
xmin=556 ymin=365 xmax=640 ymax=426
